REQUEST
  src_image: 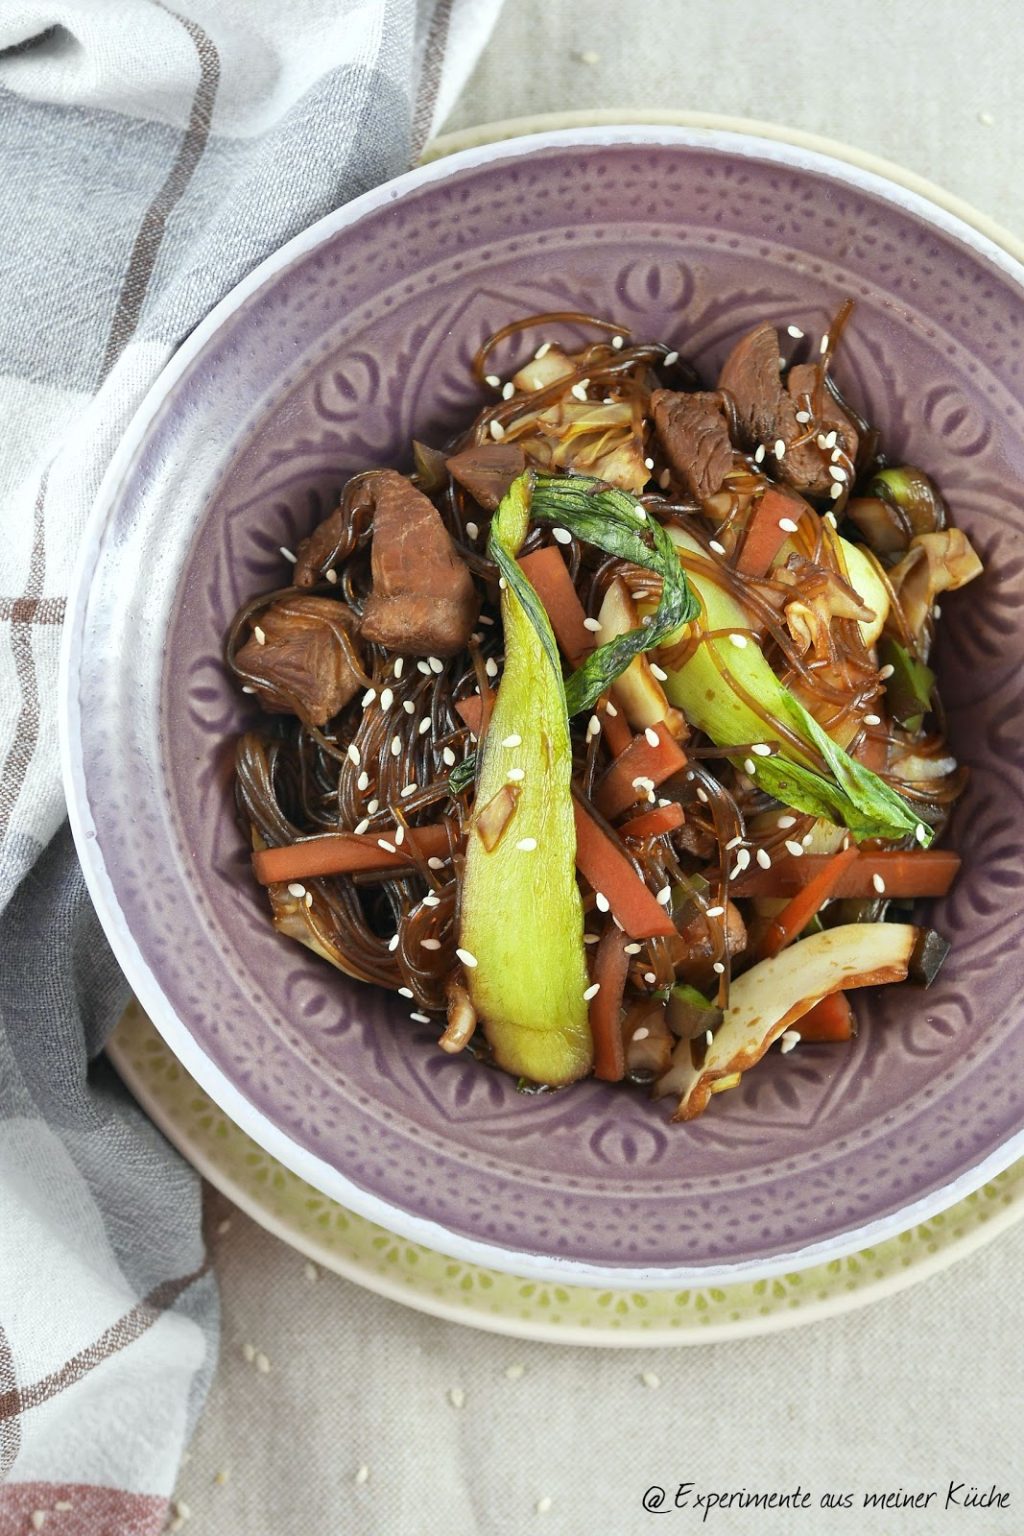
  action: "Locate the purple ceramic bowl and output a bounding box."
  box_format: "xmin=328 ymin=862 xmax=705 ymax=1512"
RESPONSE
xmin=62 ymin=127 xmax=1024 ymax=1287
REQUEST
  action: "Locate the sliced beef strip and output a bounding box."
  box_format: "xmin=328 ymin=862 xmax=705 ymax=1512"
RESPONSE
xmin=446 ymin=441 xmax=527 ymax=512
xmin=360 ymin=470 xmax=478 ymax=656
xmin=717 ymin=321 xmax=783 ymax=446
xmin=775 ymin=363 xmax=859 ymax=498
xmin=718 ymin=324 xmax=860 ymax=498
xmin=650 ymin=389 xmax=739 ymax=502
xmin=235 ymin=595 xmax=364 ymax=727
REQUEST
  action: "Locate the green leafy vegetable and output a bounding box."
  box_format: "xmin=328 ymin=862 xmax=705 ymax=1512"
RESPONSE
xmin=529 ymin=474 xmax=699 ymax=717
xmin=879 ymin=637 xmax=935 ymax=732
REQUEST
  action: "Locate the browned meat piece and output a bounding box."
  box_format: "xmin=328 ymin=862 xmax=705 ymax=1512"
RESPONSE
xmin=717 ymin=325 xmax=860 ymax=498
xmin=776 ymin=363 xmax=859 ymax=498
xmin=235 ymin=596 xmax=364 ymax=727
xmin=717 ymin=321 xmax=782 ymax=446
xmin=650 ymin=390 xmax=739 ymax=501
xmin=446 ymin=442 xmax=527 ymax=511
xmin=360 ymin=470 xmax=478 ymax=656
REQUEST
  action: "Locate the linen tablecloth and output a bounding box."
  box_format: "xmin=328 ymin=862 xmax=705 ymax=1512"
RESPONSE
xmin=3 ymin=1 xmax=1022 ymax=1532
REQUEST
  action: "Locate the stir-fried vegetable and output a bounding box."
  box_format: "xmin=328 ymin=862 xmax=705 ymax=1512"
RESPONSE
xmin=459 ymin=474 xmax=592 ymax=1085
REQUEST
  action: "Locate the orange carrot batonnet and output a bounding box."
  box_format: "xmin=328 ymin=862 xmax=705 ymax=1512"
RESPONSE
xmin=572 ymin=799 xmax=677 ymax=940
xmin=589 ymin=928 xmax=630 ymax=1081
xmin=518 ymin=545 xmax=594 ymax=668
xmin=795 ymin=990 xmax=856 ymax=1042
xmin=731 ymin=848 xmax=960 ymax=901
xmin=735 ymin=487 xmax=809 ymax=577
xmin=760 ymin=846 xmax=860 ymax=957
xmin=594 ymin=724 xmax=688 ymax=820
xmin=253 ymin=822 xmax=455 ymax=885
xmin=619 ymin=802 xmax=685 ymax=840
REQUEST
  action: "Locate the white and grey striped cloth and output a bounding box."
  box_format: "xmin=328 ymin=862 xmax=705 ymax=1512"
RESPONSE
xmin=0 ymin=1 xmax=498 ymax=1523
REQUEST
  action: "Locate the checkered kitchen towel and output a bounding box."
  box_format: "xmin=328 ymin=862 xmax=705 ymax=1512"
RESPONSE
xmin=0 ymin=1 xmax=499 ymax=1526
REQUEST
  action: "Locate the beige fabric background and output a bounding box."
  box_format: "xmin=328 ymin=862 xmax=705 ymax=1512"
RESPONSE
xmin=171 ymin=3 xmax=1024 ymax=1531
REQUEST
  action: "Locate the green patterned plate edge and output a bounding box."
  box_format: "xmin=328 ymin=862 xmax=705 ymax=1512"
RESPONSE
xmin=108 ymin=1002 xmax=1023 ymax=1348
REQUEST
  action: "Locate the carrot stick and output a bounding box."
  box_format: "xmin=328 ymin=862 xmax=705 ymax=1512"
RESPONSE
xmin=761 ymin=846 xmax=860 ymax=957
xmin=619 ymin=802 xmax=685 ymax=839
xmin=253 ymin=823 xmax=454 ymax=885
xmin=730 ymin=848 xmax=960 ymax=901
xmin=455 ymin=691 xmax=493 ymax=736
xmin=736 ymin=487 xmax=808 ymax=577
xmin=572 ymin=800 xmax=677 ymax=939
xmin=599 ymin=701 xmax=633 ymax=756
xmin=594 ymin=724 xmax=688 ymax=820
xmin=518 ymin=546 xmax=594 ymax=667
xmin=796 ymin=991 xmax=856 ymax=1042
xmin=589 ymin=929 xmax=630 ymax=1081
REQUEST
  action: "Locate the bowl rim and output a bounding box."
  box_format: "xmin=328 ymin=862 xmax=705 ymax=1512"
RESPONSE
xmin=60 ymin=120 xmax=1024 ymax=1289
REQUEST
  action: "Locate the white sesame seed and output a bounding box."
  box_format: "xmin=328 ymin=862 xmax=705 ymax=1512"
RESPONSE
xmin=643 ymin=726 xmax=660 ymax=748
xmin=571 ymin=383 xmax=588 ymax=402
xmin=633 ymin=1026 xmax=650 ymax=1040
xmin=696 ymin=787 xmax=709 ymax=804
xmin=442 ymin=746 xmax=456 ymax=767
xmin=794 ymin=410 xmax=811 ymax=424
xmin=787 ymin=324 xmax=805 ymax=339
xmin=819 ymin=334 xmax=830 ymax=355
xmin=390 ymin=735 xmax=401 ymax=756
xmin=516 ymin=837 xmax=537 ymax=852
xmin=410 ymin=1011 xmax=431 ymax=1024
xmin=448 ymin=1387 xmax=466 ymax=1408
xmin=388 ymin=934 xmax=400 ymax=952
xmin=355 ymin=1464 xmax=370 ymax=1485
xmin=713 ymin=961 xmax=725 ymax=974
xmin=933 ymin=603 xmax=942 ymax=619
xmin=485 ymin=657 xmax=499 ymax=679
xmin=502 ymin=380 xmax=515 ymax=400
xmin=428 ymin=655 xmax=444 ymax=674
xmin=824 ymin=511 xmax=838 ymax=528
xmin=774 ymin=438 xmax=786 ymax=459
xmin=362 ymin=687 xmax=376 ymax=707
xmin=357 ymin=770 xmax=370 ymax=791
xmin=490 ymin=419 xmax=506 ymax=440
xmin=878 ymin=663 xmax=895 ymax=680
xmin=304 ymin=891 xmax=313 ymax=908
xmin=916 ymin=823 xmax=928 ymax=844
xmin=325 ymin=568 xmax=338 ymax=584
xmin=505 ymin=767 xmax=524 ymax=783
xmin=664 ymin=350 xmax=681 ymax=368
xmin=605 ymin=701 xmax=618 ymax=716
xmin=398 ymin=987 xmax=414 ymax=999
xmin=825 ymin=430 xmax=838 ymax=448
xmin=595 ymin=892 xmax=610 ymax=913
xmin=417 ymin=659 xmax=432 ymax=675
xmin=465 ymin=521 xmax=479 ymax=540
xmin=583 ymin=982 xmax=601 ymax=1001
xmin=377 ymin=839 xmax=396 ymax=854
xmin=863 ymin=713 xmax=882 ymax=727
xmin=641 ymin=1369 xmax=662 ymax=1388
xmin=287 ymin=882 xmax=306 ymax=899
xmin=552 ymin=526 xmax=572 ymax=545
xmin=587 ymin=715 xmax=602 ymax=739
xmin=777 ymin=814 xmax=797 ymax=828
xmin=649 ymin=662 xmax=669 ymax=682
xmin=802 ymin=832 xmax=815 ymax=846
xmin=347 ymin=744 xmax=361 ymax=767
xmin=744 ymin=758 xmax=756 ymax=775
xmin=829 ymin=465 xmax=847 ymax=483
xmin=456 ymin=948 xmax=478 ymax=969
xmin=400 ymin=700 xmax=415 ymax=717
xmin=780 ymin=1030 xmax=801 ymax=1054
xmin=655 ymin=884 xmax=672 ymax=906
xmin=393 ymin=657 xmax=404 ymax=678
xmin=611 ymin=335 xmax=624 ymax=349
xmin=756 ymin=848 xmax=772 ymax=869
xmin=709 ymin=539 xmax=726 ymax=556
xmin=485 ymin=374 xmax=501 ymax=388
xmin=418 ymin=717 xmax=431 ymax=736
xmin=422 ymin=893 xmax=440 ymax=907
xmin=725 ymin=835 xmax=744 ymax=850
xmin=829 ymin=483 xmax=844 ymax=500
xmin=580 ymin=617 xmax=602 ymax=635
xmin=752 ymin=742 xmax=773 ymax=756
xmin=427 ymin=856 xmax=445 ymax=870
xmin=830 ymin=446 xmax=845 ymax=463
xmin=644 ymin=456 xmax=655 ymax=471
xmin=624 ymin=942 xmax=642 ymax=955
xmin=706 ymin=905 xmax=725 ymax=918
xmin=736 ymin=847 xmax=751 ymax=870
xmin=379 ymin=688 xmax=394 ymax=712
xmin=754 ymin=444 xmax=766 ymax=464
xmin=255 ymin=1352 xmax=271 ymax=1374
xmin=354 ymin=818 xmax=370 ymax=835
xmin=253 ymin=624 xmax=266 ymax=646
xmin=658 ymin=468 xmax=671 ymax=489
xmin=501 ymin=733 xmax=522 ymax=748
xmin=400 ymin=783 xmax=417 ymax=799
xmin=643 ymin=971 xmax=657 ymax=985
xmin=367 ymin=799 xmax=379 ymax=814
xmin=241 ymin=685 xmax=255 ymax=693
xmin=421 ymin=938 xmax=441 ymax=951
xmin=280 ymin=546 xmax=297 ymax=563
xmin=779 ymin=516 xmax=799 ymax=533
xmin=537 ymin=1497 xmax=554 ymax=1515
xmin=729 ymin=633 xmax=748 ymax=648
xmin=785 ymin=839 xmax=805 ymax=857
xmin=872 ymin=873 xmax=887 ymax=894
xmin=705 ymin=1029 xmax=714 ymax=1046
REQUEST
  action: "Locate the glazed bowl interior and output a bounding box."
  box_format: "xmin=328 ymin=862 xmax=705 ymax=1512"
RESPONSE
xmin=64 ymin=128 xmax=1024 ymax=1287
